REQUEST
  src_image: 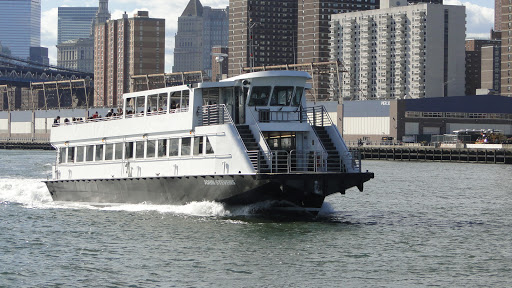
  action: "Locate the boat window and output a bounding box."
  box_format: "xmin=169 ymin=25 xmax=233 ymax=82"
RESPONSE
xmin=86 ymin=145 xmax=94 ymax=162
xmin=193 ymin=137 xmax=202 ymax=156
xmin=67 ymin=147 xmax=75 ymax=163
xmin=270 ymin=86 xmax=293 ymax=106
xmin=158 ymin=139 xmax=167 ymax=157
xmin=59 ymin=148 xmax=65 ymax=164
xmin=263 ymin=132 xmax=297 ymax=151
xmin=181 ymin=137 xmax=191 ymax=156
xmin=170 ymin=90 xmax=189 ymax=111
xmin=291 ymin=87 xmax=304 ymax=106
xmin=248 ymin=86 xmax=271 ymax=106
xmin=136 ymin=141 xmax=144 ymax=158
xmin=115 ymin=143 xmax=123 ymax=160
xmin=126 ymin=97 xmax=145 ymax=116
xmin=95 ymin=144 xmax=104 ymax=161
xmin=105 ymin=144 xmax=113 ymax=160
xmin=125 ymin=142 xmax=134 ymax=159
xmin=147 ymin=140 xmax=156 ymax=158
xmin=205 ymin=137 xmax=214 ymax=154
xmin=147 ymin=93 xmax=167 ymax=114
xmin=76 ymin=146 xmax=85 ymax=162
xmin=169 ymin=138 xmax=179 ymax=156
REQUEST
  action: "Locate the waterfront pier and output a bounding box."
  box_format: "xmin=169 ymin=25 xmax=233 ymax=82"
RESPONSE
xmin=351 ymin=146 xmax=512 ymax=164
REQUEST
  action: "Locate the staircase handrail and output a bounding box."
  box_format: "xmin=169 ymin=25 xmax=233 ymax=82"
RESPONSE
xmin=305 ymin=105 xmax=359 ymax=172
xmin=248 ymin=108 xmax=272 ymax=166
xmin=303 ymin=107 xmax=327 ymax=153
xmin=248 ymin=108 xmax=272 ymax=154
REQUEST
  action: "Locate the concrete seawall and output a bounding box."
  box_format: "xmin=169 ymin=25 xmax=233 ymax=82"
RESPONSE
xmin=351 ymin=146 xmax=512 ymax=164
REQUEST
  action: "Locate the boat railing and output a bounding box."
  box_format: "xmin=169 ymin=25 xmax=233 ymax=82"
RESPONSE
xmin=197 ymin=104 xmax=233 ymax=126
xmin=52 ymin=107 xmax=189 ymax=127
xmin=249 ymin=150 xmax=339 ymax=173
xmin=248 ymin=108 xmax=272 ymax=166
xmin=257 ymin=108 xmax=304 ymax=123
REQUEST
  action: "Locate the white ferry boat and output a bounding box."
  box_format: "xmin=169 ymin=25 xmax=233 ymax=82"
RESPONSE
xmin=45 ymin=71 xmax=373 ymax=213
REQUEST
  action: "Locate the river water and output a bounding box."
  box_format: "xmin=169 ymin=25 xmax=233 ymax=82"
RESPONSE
xmin=1 ymin=150 xmax=511 ymax=287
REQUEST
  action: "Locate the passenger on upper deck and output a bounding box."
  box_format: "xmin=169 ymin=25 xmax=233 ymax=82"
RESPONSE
xmin=92 ymin=111 xmax=99 ymax=119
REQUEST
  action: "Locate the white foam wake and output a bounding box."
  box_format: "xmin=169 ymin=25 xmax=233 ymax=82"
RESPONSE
xmin=0 ymin=177 xmax=336 ymax=218
xmin=98 ymin=201 xmax=231 ymax=217
xmin=0 ymin=177 xmax=232 ymax=216
xmin=0 ymin=178 xmax=53 ymax=207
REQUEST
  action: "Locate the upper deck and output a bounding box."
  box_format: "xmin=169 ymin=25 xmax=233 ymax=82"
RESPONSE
xmin=50 ymin=71 xmax=314 ymax=143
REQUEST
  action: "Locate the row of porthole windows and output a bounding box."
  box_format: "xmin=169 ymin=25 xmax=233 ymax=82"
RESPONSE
xmin=59 ymin=136 xmax=214 ymax=164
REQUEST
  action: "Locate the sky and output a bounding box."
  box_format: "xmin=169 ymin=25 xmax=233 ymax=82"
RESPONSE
xmin=41 ymin=0 xmax=495 ymax=72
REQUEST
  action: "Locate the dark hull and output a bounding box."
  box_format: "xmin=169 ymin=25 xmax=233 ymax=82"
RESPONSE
xmin=45 ymin=172 xmax=374 ymax=209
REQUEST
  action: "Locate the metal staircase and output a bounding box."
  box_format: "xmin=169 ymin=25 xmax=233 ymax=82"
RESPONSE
xmin=236 ymin=125 xmax=270 ymax=172
xmin=312 ymin=126 xmax=344 ymax=172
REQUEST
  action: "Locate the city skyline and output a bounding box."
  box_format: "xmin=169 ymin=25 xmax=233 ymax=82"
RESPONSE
xmin=40 ymin=0 xmax=494 ymax=72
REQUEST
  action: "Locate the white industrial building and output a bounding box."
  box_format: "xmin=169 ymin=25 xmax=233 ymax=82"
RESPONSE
xmin=330 ymin=0 xmax=466 ymax=100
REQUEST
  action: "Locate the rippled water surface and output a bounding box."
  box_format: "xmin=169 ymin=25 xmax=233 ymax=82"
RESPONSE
xmin=1 ymin=150 xmax=512 ymax=287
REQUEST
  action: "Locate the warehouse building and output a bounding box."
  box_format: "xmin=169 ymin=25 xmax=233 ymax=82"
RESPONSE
xmin=337 ymin=95 xmax=512 ymax=144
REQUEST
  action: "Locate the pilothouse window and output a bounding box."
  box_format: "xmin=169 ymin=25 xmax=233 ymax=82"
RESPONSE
xmin=248 ymin=86 xmax=271 ymax=106
xmin=270 ymin=86 xmax=294 ymax=106
xmin=292 ymin=87 xmax=304 ymax=106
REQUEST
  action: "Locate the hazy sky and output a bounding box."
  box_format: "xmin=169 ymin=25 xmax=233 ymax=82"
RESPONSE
xmin=41 ymin=0 xmax=495 ymax=72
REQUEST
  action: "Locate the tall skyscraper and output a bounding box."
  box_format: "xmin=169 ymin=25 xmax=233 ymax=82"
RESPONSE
xmin=57 ymin=1 xmax=109 ymax=73
xmin=173 ymin=0 xmax=229 ymax=77
xmin=465 ymin=39 xmax=501 ymax=95
xmin=481 ymin=44 xmax=501 ymax=93
xmin=94 ymin=0 xmax=111 ymax=27
xmin=495 ymin=0 xmax=502 ymax=33
xmin=298 ymin=0 xmax=379 ymax=101
xmin=58 ymin=7 xmax=98 ymax=44
xmin=0 ymin=0 xmax=41 ymax=59
xmin=94 ymin=11 xmax=165 ymax=107
xmin=228 ymin=0 xmax=298 ymax=77
xmin=500 ymin=0 xmax=512 ymax=96
xmin=331 ymin=0 xmax=465 ymax=100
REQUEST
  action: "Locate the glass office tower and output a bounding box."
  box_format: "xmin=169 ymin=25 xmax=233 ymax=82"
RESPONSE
xmin=58 ymin=7 xmax=98 ymax=44
xmin=0 ymin=0 xmax=41 ymax=59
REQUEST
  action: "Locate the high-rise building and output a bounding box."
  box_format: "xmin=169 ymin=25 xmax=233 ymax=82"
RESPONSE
xmin=465 ymin=39 xmax=501 ymax=95
xmin=330 ymin=0 xmax=465 ymax=100
xmin=28 ymin=46 xmax=49 ymax=65
xmin=94 ymin=11 xmax=165 ymax=107
xmin=496 ymin=0 xmax=502 ymax=33
xmin=298 ymin=0 xmax=379 ymax=101
xmin=481 ymin=44 xmax=501 ymax=93
xmin=0 ymin=0 xmax=41 ymax=59
xmin=297 ymin=0 xmax=442 ymax=101
xmin=57 ymin=38 xmax=94 ymax=72
xmin=500 ymin=0 xmax=512 ymax=96
xmin=58 ymin=7 xmax=98 ymax=44
xmin=57 ymin=1 xmax=109 ymax=73
xmin=173 ymin=0 xmax=228 ymax=77
xmin=94 ymin=0 xmax=111 ymax=28
xmin=228 ymin=0 xmax=298 ymax=77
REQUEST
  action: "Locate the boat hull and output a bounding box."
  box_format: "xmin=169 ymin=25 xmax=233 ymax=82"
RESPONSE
xmin=45 ymin=172 xmax=374 ymax=209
